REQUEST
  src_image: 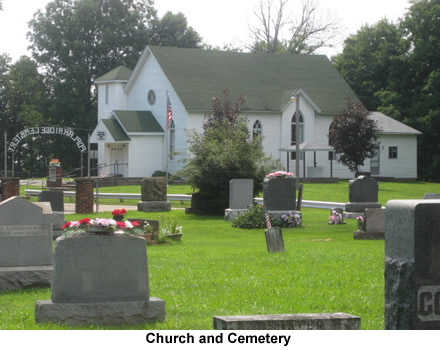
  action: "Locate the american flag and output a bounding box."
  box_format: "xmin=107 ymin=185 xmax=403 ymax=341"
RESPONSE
xmin=99 ymin=168 xmax=104 ymax=178
xmin=166 ymin=92 xmax=173 ymax=130
xmin=264 ymin=206 xmax=272 ymax=229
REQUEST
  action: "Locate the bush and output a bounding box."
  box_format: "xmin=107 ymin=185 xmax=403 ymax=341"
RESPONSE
xmin=232 ymin=205 xmax=278 ymax=229
xmin=152 ymin=170 xmax=171 ymax=177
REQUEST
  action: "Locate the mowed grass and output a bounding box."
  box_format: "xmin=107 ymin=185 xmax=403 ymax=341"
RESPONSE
xmin=0 ymin=208 xmax=384 ymax=330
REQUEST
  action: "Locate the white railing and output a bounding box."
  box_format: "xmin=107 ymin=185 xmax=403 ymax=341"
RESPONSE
xmin=24 ymin=189 xmax=345 ymax=209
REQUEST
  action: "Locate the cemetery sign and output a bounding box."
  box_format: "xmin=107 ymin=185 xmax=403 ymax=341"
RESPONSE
xmin=7 ymin=126 xmax=87 ymax=153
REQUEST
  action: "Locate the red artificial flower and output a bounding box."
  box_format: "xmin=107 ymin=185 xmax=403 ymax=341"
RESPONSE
xmin=116 ymin=221 xmax=126 ymax=228
xmin=132 ymin=220 xmax=140 ymax=227
xmin=112 ymin=208 xmax=127 ymax=216
xmin=61 ymin=221 xmax=71 ymax=230
xmin=79 ymin=218 xmax=91 ymax=225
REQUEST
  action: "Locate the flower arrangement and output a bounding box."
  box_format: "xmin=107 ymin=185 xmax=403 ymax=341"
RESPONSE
xmin=111 ymin=208 xmax=127 ymax=221
xmin=265 ymin=171 xmax=295 ymax=179
xmin=279 ymin=212 xmax=302 ymax=227
xmin=61 ymin=215 xmax=143 ymax=236
xmin=328 ymin=210 xmax=344 ymax=225
xmin=49 ymin=158 xmax=60 ymax=166
xmin=158 ymin=216 xmax=183 ymax=242
xmin=356 ymin=216 xmax=364 ymax=231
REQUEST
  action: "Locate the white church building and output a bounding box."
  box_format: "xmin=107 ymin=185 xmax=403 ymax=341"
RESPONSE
xmin=90 ymin=46 xmax=421 ymax=179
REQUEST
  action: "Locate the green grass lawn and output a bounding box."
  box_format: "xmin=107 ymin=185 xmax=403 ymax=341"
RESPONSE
xmin=0 ymin=208 xmax=384 ymax=330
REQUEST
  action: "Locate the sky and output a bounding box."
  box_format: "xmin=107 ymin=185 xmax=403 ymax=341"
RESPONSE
xmin=0 ymin=0 xmax=412 ymax=62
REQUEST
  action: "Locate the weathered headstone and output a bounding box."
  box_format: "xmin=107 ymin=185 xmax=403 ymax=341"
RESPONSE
xmin=213 ymin=313 xmax=361 ymax=330
xmin=0 ymin=197 xmax=53 ymax=291
xmin=38 ymin=190 xmax=64 ymax=212
xmin=265 ymin=227 xmax=285 ymax=253
xmin=225 ymin=179 xmax=254 ymax=221
xmin=138 ymin=177 xmax=171 ymax=212
xmin=35 ymin=233 xmax=165 ymax=325
xmin=345 ymin=176 xmax=381 ymax=214
xmin=353 ymin=208 xmax=385 ymax=240
xmin=385 ymin=199 xmax=440 ymax=329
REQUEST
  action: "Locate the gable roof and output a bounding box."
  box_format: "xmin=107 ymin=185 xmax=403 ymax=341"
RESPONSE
xmin=144 ymin=46 xmax=360 ymax=114
xmin=95 ymin=66 xmax=133 ymax=83
xmin=369 ymin=112 xmax=422 ymax=135
xmin=102 ymin=119 xmax=130 ymax=141
xmin=112 ymin=110 xmax=164 ymax=133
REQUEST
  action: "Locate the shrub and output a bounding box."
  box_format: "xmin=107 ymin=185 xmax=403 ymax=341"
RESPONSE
xmin=232 ymin=205 xmax=278 ymax=229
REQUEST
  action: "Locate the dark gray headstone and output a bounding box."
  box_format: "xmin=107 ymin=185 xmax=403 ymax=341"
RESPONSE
xmin=385 ymin=199 xmax=440 ymax=329
xmin=263 ymin=177 xmax=296 ymax=211
xmin=0 ymin=197 xmax=53 ymax=267
xmin=423 ymin=193 xmax=440 ymax=199
xmin=265 ymin=227 xmax=285 ymax=253
xmin=38 ymin=190 xmax=64 ymax=212
xmin=51 ymin=234 xmax=149 ymax=302
xmin=213 ymin=313 xmax=361 ymax=330
xmin=229 ymin=179 xmax=254 ymax=209
xmin=346 ymin=176 xmax=381 ymax=212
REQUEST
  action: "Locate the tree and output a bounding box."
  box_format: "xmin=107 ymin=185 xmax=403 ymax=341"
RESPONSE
xmin=151 ymin=11 xmax=202 ymax=48
xmin=0 ymin=56 xmax=51 ymax=176
xmin=249 ymin=0 xmax=341 ymax=54
xmin=333 ymin=19 xmax=409 ymax=112
xmin=328 ymin=100 xmax=380 ymax=175
xmin=180 ymin=90 xmax=279 ymax=214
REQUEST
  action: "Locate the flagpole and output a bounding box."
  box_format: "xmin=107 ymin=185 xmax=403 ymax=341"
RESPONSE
xmin=165 ymin=90 xmax=169 ymax=186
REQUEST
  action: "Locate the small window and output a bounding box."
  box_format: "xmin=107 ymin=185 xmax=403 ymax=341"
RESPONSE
xmin=105 ymin=85 xmax=109 ymax=105
xmin=148 ymin=89 xmax=156 ymax=106
xmin=389 ymin=146 xmax=398 ymax=159
xmin=252 ymin=120 xmax=262 ymax=138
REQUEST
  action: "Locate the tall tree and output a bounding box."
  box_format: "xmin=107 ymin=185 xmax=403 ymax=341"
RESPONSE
xmin=151 ymin=11 xmax=202 ymax=48
xmin=27 ymin=0 xmax=157 ymax=172
xmin=1 ymin=57 xmax=51 ymax=176
xmin=329 ymin=100 xmax=380 ymax=175
xmin=333 ymin=19 xmax=409 ymax=113
xmin=249 ymin=0 xmax=340 ymax=54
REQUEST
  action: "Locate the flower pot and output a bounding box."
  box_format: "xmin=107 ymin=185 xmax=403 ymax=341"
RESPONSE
xmin=142 ymin=233 xmax=154 ymax=242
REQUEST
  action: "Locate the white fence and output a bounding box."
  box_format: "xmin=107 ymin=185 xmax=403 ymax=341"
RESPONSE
xmin=24 ymin=189 xmax=345 ymax=210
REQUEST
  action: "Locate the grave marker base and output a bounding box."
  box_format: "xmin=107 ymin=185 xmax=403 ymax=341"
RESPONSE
xmin=137 ymin=201 xmax=171 ymax=212
xmin=213 ymin=313 xmax=361 ymax=330
xmin=0 ymin=265 xmax=52 ymax=291
xmin=353 ymin=231 xmax=384 ymax=240
xmin=35 ymin=297 xmax=165 ymax=326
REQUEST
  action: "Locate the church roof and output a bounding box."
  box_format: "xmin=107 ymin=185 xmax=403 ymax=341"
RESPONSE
xmin=369 ymin=112 xmax=422 ymax=135
xmin=146 ymin=46 xmax=360 ymax=114
xmin=95 ymin=65 xmax=133 ymax=83
xmin=112 ymin=110 xmax=164 ymax=133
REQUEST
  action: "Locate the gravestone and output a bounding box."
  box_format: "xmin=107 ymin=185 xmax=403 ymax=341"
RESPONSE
xmin=263 ymin=177 xmax=300 ymax=221
xmin=328 ymin=207 xmax=345 ymax=225
xmin=38 ymin=190 xmax=64 ymax=212
xmin=353 ymin=208 xmax=385 ymax=240
xmin=345 ymin=176 xmax=381 ymax=214
xmin=423 ymin=193 xmax=440 ymax=199
xmin=35 ymin=233 xmax=165 ymax=325
xmin=385 ymin=199 xmax=440 ymax=329
xmin=138 ymin=177 xmax=171 ymax=212
xmin=265 ymin=227 xmax=285 ymax=253
xmin=0 ymin=197 xmax=53 ymax=291
xmin=224 ymin=179 xmax=254 ymax=221
xmin=213 ymin=313 xmax=361 ymax=330
xmin=263 ymin=177 xmax=296 ymax=211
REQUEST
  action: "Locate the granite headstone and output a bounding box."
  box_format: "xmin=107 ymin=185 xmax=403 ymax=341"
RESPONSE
xmin=35 ymin=233 xmax=165 ymax=325
xmin=0 ymin=196 xmax=53 ymax=291
xmin=353 ymin=208 xmax=385 ymax=240
xmin=224 ymin=179 xmax=254 ymax=221
xmin=345 ymin=176 xmax=381 ymax=213
xmin=385 ymin=199 xmax=440 ymax=329
xmin=263 ymin=177 xmax=296 ymax=211
xmin=38 ymin=190 xmax=64 ymax=212
xmin=138 ymin=177 xmax=171 ymax=212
